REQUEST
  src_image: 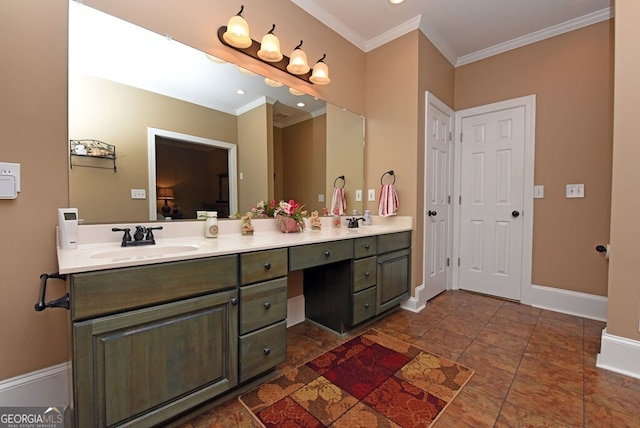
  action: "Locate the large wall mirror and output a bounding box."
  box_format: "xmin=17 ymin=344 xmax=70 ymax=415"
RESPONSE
xmin=68 ymin=1 xmax=364 ymax=224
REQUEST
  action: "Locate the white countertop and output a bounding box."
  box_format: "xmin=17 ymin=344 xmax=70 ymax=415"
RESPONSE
xmin=57 ymin=216 xmax=413 ymax=274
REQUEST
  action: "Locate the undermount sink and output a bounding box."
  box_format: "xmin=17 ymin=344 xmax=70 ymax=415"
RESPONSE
xmin=89 ymin=244 xmax=200 ymax=260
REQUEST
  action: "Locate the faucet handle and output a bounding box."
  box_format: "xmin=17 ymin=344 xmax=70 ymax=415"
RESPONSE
xmin=145 ymin=226 xmax=163 ymax=241
xmin=111 ymin=227 xmax=132 ymax=246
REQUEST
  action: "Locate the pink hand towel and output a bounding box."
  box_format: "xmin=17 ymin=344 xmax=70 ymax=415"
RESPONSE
xmin=378 ymin=184 xmax=399 ymax=217
xmin=330 ymin=187 xmax=346 ymax=215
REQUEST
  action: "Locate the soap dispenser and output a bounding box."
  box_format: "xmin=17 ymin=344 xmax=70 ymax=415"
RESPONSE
xmin=204 ymin=211 xmax=218 ymax=238
xmin=363 ymin=210 xmax=372 ymax=226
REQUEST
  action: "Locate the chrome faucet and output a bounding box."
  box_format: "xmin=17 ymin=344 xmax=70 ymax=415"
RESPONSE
xmin=347 ymin=217 xmax=365 ymax=228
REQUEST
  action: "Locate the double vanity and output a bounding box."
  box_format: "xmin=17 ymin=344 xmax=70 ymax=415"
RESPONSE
xmin=58 ymin=217 xmax=412 ymax=427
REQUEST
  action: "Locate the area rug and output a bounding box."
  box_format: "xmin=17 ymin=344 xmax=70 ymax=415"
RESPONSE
xmin=239 ymin=329 xmax=474 ymax=427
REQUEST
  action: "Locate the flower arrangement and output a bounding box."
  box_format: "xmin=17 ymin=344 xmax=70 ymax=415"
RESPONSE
xmin=253 ymin=199 xmax=308 ymax=232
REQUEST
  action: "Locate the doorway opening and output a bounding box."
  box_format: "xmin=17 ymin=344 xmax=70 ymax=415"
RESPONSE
xmin=147 ymin=128 xmax=238 ymax=220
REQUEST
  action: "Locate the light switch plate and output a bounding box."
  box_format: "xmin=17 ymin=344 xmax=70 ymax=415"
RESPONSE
xmin=566 ymin=184 xmax=584 ymax=198
xmin=0 ymin=162 xmax=20 ymax=192
xmin=0 ymin=175 xmax=17 ymax=199
xmin=533 ymin=185 xmax=544 ymax=199
xmin=368 ymin=189 xmax=376 ymax=201
xmin=355 ymin=190 xmax=362 ymax=201
xmin=131 ymin=189 xmax=146 ymax=199
xmin=318 ymin=193 xmax=324 ymax=202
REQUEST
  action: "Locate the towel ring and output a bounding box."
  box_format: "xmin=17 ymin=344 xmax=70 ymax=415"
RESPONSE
xmin=380 ymin=170 xmax=396 ymax=185
xmin=333 ymin=175 xmax=345 ymax=188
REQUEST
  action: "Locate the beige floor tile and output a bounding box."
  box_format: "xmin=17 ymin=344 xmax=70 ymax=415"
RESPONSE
xmin=495 ymin=401 xmax=571 ymax=427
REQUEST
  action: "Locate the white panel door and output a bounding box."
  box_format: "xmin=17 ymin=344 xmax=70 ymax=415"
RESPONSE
xmin=424 ymin=94 xmax=453 ymax=301
xmin=459 ymin=106 xmax=525 ymax=300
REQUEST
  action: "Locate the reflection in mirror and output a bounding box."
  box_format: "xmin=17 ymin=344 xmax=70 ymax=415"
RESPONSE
xmin=68 ymin=1 xmax=364 ymax=224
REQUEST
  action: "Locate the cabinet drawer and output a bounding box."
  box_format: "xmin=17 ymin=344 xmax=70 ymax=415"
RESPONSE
xmin=352 ymin=256 xmax=377 ymax=292
xmin=71 ymin=255 xmax=238 ymax=321
xmin=239 ymin=278 xmax=287 ymax=335
xmin=354 ymin=236 xmax=377 ymax=259
xmin=352 ymin=287 xmax=376 ymax=325
xmin=289 ymin=240 xmax=353 ymax=271
xmin=377 ymin=231 xmax=411 ymax=254
xmin=239 ymin=320 xmax=287 ymax=383
xmin=240 ymin=249 xmax=288 ymax=285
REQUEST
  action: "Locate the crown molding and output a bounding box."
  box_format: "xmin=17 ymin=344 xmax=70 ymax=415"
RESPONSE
xmin=291 ymin=0 xmax=368 ymax=51
xmin=366 ymin=15 xmax=421 ymax=52
xmin=456 ymin=7 xmax=614 ymax=66
xmin=418 ymin=17 xmax=458 ymax=66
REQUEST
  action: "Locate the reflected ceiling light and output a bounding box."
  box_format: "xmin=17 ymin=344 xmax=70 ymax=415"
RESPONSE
xmin=257 ymin=25 xmax=283 ymax=62
xmin=236 ymin=65 xmax=256 ymax=76
xmin=205 ymin=53 xmax=226 ymax=64
xmin=289 ymin=87 xmax=305 ymax=96
xmin=389 ymin=0 xmax=405 ymax=4
xmin=217 ymin=9 xmax=328 ymax=85
xmin=222 ymin=5 xmax=251 ymax=48
xmin=286 ymin=41 xmax=310 ymax=75
xmin=310 ymin=54 xmax=330 ymax=85
xmin=297 ymin=102 xmax=306 ymax=107
xmin=236 ymin=89 xmax=246 ymax=95
xmin=264 ymin=78 xmax=283 ymax=87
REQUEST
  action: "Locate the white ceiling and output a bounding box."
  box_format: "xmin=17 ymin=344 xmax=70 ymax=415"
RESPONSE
xmin=293 ymin=0 xmax=614 ymax=65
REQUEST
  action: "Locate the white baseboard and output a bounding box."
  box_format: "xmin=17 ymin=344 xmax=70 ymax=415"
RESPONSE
xmin=597 ymin=328 xmax=640 ymax=380
xmin=400 ymin=283 xmax=426 ymax=313
xmin=287 ymin=294 xmax=305 ymax=327
xmin=530 ymin=284 xmax=607 ymax=321
xmin=0 ymin=362 xmax=70 ymax=407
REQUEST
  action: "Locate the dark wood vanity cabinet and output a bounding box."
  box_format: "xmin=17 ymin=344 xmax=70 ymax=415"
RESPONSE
xmin=67 ymin=230 xmax=411 ymax=426
xmin=376 ymin=231 xmax=411 ymax=314
xmin=70 ymin=256 xmax=238 ymax=428
xmin=238 ymin=249 xmax=288 ymax=383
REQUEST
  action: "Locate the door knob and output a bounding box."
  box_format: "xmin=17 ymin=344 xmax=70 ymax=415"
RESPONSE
xmin=428 ymin=210 xmax=437 ymax=217
xmin=512 ymin=210 xmax=520 ymax=218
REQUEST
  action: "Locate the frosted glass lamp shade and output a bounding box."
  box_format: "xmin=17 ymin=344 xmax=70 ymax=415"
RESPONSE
xmin=287 ymin=48 xmax=310 ymax=75
xmin=310 ymin=61 xmax=330 ymax=85
xmin=223 ymin=15 xmax=251 ymax=49
xmin=257 ymin=33 xmax=283 ymax=62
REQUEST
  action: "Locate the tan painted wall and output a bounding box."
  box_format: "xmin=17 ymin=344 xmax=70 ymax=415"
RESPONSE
xmin=0 ymin=0 xmax=70 ymax=380
xmin=607 ymin=2 xmax=640 ymax=341
xmin=238 ymin=104 xmax=270 ymax=213
xmin=326 ymin=105 xmax=365 ymax=215
xmin=454 ymin=21 xmax=614 ymax=296
xmin=69 ymin=73 xmax=237 ymax=223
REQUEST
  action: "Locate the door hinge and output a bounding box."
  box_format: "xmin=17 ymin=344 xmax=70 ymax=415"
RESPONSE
xmin=449 ymin=131 xmax=452 ymax=142
xmin=459 ymin=195 xmax=462 ymax=205
xmin=460 ymin=132 xmax=463 ymax=142
xmin=447 ymin=195 xmax=451 ymax=204
xmin=446 ymin=258 xmax=450 ymax=267
xmin=457 ymin=258 xmax=461 ymax=267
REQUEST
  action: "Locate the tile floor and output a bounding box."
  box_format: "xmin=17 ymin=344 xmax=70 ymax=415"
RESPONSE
xmin=175 ymin=290 xmax=640 ymax=427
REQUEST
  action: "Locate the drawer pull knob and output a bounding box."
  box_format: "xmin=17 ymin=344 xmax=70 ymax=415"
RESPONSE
xmin=230 ymin=298 xmax=238 ymax=305
xmin=324 ymin=251 xmax=331 ymax=257
xmin=364 ymin=303 xmax=370 ymax=309
xmin=263 ymin=302 xmax=271 ymax=310
xmin=264 ymin=262 xmax=271 ymax=270
xmin=263 ymin=347 xmax=271 ymax=355
xmin=364 ymin=272 xmax=370 ymax=277
xmin=365 ymin=245 xmax=370 ymax=250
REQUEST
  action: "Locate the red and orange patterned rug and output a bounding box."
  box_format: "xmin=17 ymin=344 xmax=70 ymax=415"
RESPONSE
xmin=239 ymin=329 xmax=474 ymax=427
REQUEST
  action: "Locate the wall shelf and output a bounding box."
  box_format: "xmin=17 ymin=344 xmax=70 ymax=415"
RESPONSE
xmin=70 ymin=140 xmax=116 ymax=172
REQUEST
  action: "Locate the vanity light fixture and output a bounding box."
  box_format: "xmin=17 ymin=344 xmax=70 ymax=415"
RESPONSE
xmin=217 ymin=6 xmax=329 ymax=85
xmin=310 ymin=54 xmax=330 ymax=85
xmin=289 ymin=87 xmax=305 ymax=96
xmin=257 ymin=25 xmax=283 ymax=62
xmin=264 ymin=78 xmax=283 ymax=87
xmin=286 ymin=41 xmax=310 ymax=75
xmin=222 ymin=6 xmax=251 ymax=48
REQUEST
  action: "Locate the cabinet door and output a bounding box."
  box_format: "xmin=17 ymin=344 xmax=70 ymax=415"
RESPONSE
xmin=376 ymin=248 xmax=410 ymax=314
xmin=73 ymin=290 xmax=238 ymax=428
